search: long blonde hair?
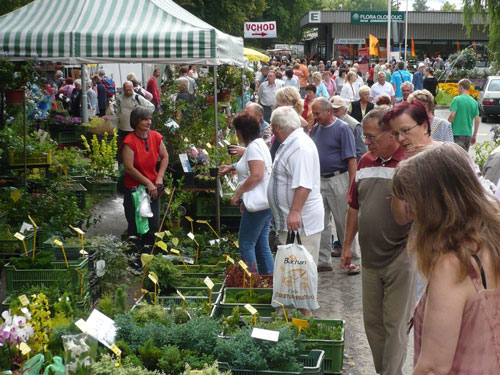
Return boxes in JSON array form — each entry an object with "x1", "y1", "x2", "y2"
[
  {"x1": 393, "y1": 143, "x2": 500, "y2": 281},
  {"x1": 274, "y1": 86, "x2": 304, "y2": 115}
]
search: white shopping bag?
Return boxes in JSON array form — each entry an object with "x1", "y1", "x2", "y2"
[{"x1": 272, "y1": 231, "x2": 319, "y2": 311}]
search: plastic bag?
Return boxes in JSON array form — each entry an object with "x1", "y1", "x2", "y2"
[
  {"x1": 272, "y1": 231, "x2": 319, "y2": 311},
  {"x1": 21, "y1": 353, "x2": 44, "y2": 375},
  {"x1": 132, "y1": 185, "x2": 150, "y2": 234},
  {"x1": 43, "y1": 356, "x2": 65, "y2": 375}
]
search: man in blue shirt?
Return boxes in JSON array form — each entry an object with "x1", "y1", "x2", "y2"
[
  {"x1": 412, "y1": 63, "x2": 425, "y2": 90},
  {"x1": 309, "y1": 97, "x2": 358, "y2": 273},
  {"x1": 391, "y1": 62, "x2": 412, "y2": 103}
]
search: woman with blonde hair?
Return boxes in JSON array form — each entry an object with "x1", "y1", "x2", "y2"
[
  {"x1": 312, "y1": 71, "x2": 329, "y2": 99},
  {"x1": 274, "y1": 86, "x2": 308, "y2": 129},
  {"x1": 340, "y1": 71, "x2": 358, "y2": 103},
  {"x1": 392, "y1": 143, "x2": 500, "y2": 374},
  {"x1": 407, "y1": 89, "x2": 453, "y2": 142}
]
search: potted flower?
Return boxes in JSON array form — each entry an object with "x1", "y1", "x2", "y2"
[{"x1": 0, "y1": 58, "x2": 39, "y2": 105}]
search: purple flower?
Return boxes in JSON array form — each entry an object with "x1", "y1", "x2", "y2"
[{"x1": 72, "y1": 117, "x2": 82, "y2": 123}]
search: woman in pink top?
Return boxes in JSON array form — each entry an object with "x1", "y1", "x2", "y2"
[{"x1": 392, "y1": 143, "x2": 500, "y2": 374}]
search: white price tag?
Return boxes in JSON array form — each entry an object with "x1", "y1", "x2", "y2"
[{"x1": 251, "y1": 327, "x2": 280, "y2": 342}]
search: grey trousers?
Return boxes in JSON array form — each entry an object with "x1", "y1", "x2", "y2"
[
  {"x1": 318, "y1": 173, "x2": 359, "y2": 267},
  {"x1": 362, "y1": 250, "x2": 417, "y2": 375}
]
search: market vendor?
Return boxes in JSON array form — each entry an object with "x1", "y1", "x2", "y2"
[{"x1": 121, "y1": 106, "x2": 169, "y2": 252}]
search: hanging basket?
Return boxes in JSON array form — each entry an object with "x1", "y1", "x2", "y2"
[{"x1": 4, "y1": 88, "x2": 25, "y2": 105}]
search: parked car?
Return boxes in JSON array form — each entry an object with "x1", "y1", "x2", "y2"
[{"x1": 478, "y1": 75, "x2": 500, "y2": 122}]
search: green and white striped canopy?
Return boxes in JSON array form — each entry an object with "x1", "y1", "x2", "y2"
[{"x1": 0, "y1": 0, "x2": 244, "y2": 66}]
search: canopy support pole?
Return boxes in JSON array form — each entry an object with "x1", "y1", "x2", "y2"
[
  {"x1": 23, "y1": 90, "x2": 27, "y2": 188},
  {"x1": 81, "y1": 64, "x2": 88, "y2": 123},
  {"x1": 404, "y1": 0, "x2": 409, "y2": 63},
  {"x1": 241, "y1": 67, "x2": 245, "y2": 111},
  {"x1": 213, "y1": 65, "x2": 221, "y2": 234}
]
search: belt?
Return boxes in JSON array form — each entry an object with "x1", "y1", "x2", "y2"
[{"x1": 321, "y1": 169, "x2": 347, "y2": 178}]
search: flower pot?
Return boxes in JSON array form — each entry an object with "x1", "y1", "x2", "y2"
[
  {"x1": 4, "y1": 88, "x2": 25, "y2": 105},
  {"x1": 206, "y1": 95, "x2": 215, "y2": 105},
  {"x1": 183, "y1": 172, "x2": 195, "y2": 186},
  {"x1": 209, "y1": 167, "x2": 219, "y2": 178}
]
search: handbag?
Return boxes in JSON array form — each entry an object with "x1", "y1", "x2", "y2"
[{"x1": 241, "y1": 140, "x2": 271, "y2": 212}]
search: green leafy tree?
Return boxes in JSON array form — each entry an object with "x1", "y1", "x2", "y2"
[
  {"x1": 441, "y1": 1, "x2": 458, "y2": 11},
  {"x1": 322, "y1": 0, "x2": 395, "y2": 11},
  {"x1": 413, "y1": 0, "x2": 430, "y2": 11},
  {"x1": 463, "y1": 0, "x2": 500, "y2": 67},
  {"x1": 0, "y1": 0, "x2": 35, "y2": 16},
  {"x1": 174, "y1": 0, "x2": 267, "y2": 36}
]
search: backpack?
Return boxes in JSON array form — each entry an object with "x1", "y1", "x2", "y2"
[
  {"x1": 101, "y1": 77, "x2": 116, "y2": 98},
  {"x1": 133, "y1": 86, "x2": 146, "y2": 99}
]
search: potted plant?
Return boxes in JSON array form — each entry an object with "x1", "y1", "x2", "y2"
[{"x1": 0, "y1": 58, "x2": 39, "y2": 105}]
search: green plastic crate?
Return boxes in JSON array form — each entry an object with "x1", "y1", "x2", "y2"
[
  {"x1": 219, "y1": 287, "x2": 274, "y2": 317},
  {"x1": 195, "y1": 196, "x2": 241, "y2": 217},
  {"x1": 4, "y1": 257, "x2": 88, "y2": 294},
  {"x1": 303, "y1": 320, "x2": 345, "y2": 375},
  {"x1": 56, "y1": 182, "x2": 87, "y2": 209},
  {"x1": 85, "y1": 180, "x2": 117, "y2": 195},
  {"x1": 177, "y1": 283, "x2": 224, "y2": 294},
  {"x1": 8, "y1": 150, "x2": 52, "y2": 166},
  {"x1": 0, "y1": 232, "x2": 35, "y2": 257},
  {"x1": 176, "y1": 264, "x2": 225, "y2": 278},
  {"x1": 218, "y1": 350, "x2": 325, "y2": 375}
]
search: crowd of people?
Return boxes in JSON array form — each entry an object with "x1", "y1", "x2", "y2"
[{"x1": 229, "y1": 57, "x2": 499, "y2": 374}]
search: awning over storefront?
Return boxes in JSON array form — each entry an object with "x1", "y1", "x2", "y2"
[{"x1": 0, "y1": 0, "x2": 244, "y2": 66}]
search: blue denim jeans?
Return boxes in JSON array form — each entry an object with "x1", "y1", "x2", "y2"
[{"x1": 239, "y1": 207, "x2": 274, "y2": 274}]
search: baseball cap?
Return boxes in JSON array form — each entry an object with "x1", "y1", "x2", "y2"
[
  {"x1": 418, "y1": 62, "x2": 425, "y2": 68},
  {"x1": 330, "y1": 95, "x2": 347, "y2": 108}
]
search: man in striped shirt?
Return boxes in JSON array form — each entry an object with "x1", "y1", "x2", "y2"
[{"x1": 342, "y1": 106, "x2": 416, "y2": 375}]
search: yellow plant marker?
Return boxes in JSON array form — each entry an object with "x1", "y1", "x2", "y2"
[
  {"x1": 156, "y1": 241, "x2": 167, "y2": 252},
  {"x1": 18, "y1": 342, "x2": 31, "y2": 357},
  {"x1": 172, "y1": 237, "x2": 179, "y2": 246},
  {"x1": 177, "y1": 290, "x2": 186, "y2": 311},
  {"x1": 225, "y1": 255, "x2": 235, "y2": 264},
  {"x1": 244, "y1": 304, "x2": 258, "y2": 325},
  {"x1": 238, "y1": 260, "x2": 248, "y2": 270},
  {"x1": 15, "y1": 232, "x2": 28, "y2": 257},
  {"x1": 53, "y1": 239, "x2": 69, "y2": 268},
  {"x1": 75, "y1": 269, "x2": 85, "y2": 296},
  {"x1": 69, "y1": 225, "x2": 85, "y2": 251},
  {"x1": 18, "y1": 294, "x2": 29, "y2": 307},
  {"x1": 140, "y1": 253, "x2": 154, "y2": 268},
  {"x1": 204, "y1": 276, "x2": 214, "y2": 305},
  {"x1": 110, "y1": 344, "x2": 122, "y2": 367},
  {"x1": 171, "y1": 249, "x2": 188, "y2": 270},
  {"x1": 165, "y1": 231, "x2": 172, "y2": 236},
  {"x1": 206, "y1": 142, "x2": 212, "y2": 149},
  {"x1": 244, "y1": 268, "x2": 252, "y2": 297},
  {"x1": 196, "y1": 219, "x2": 220, "y2": 238},
  {"x1": 292, "y1": 318, "x2": 309, "y2": 338},
  {"x1": 148, "y1": 272, "x2": 159, "y2": 305},
  {"x1": 155, "y1": 232, "x2": 165, "y2": 239},
  {"x1": 234, "y1": 240, "x2": 239, "y2": 248},
  {"x1": 185, "y1": 216, "x2": 194, "y2": 234},
  {"x1": 272, "y1": 300, "x2": 289, "y2": 323}
]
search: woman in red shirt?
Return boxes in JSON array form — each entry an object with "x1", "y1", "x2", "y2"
[{"x1": 121, "y1": 106, "x2": 169, "y2": 251}]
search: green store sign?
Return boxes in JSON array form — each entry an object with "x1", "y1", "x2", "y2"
[{"x1": 351, "y1": 11, "x2": 405, "y2": 24}]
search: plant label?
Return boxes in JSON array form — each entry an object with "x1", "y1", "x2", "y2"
[
  {"x1": 251, "y1": 327, "x2": 280, "y2": 342},
  {"x1": 166, "y1": 231, "x2": 172, "y2": 236},
  {"x1": 18, "y1": 295, "x2": 29, "y2": 306},
  {"x1": 53, "y1": 239, "x2": 63, "y2": 247},
  {"x1": 206, "y1": 142, "x2": 212, "y2": 149},
  {"x1": 69, "y1": 225, "x2": 85, "y2": 235},
  {"x1": 110, "y1": 343, "x2": 122, "y2": 356},
  {"x1": 185, "y1": 216, "x2": 194, "y2": 222},
  {"x1": 244, "y1": 304, "x2": 258, "y2": 315},
  {"x1": 18, "y1": 342, "x2": 31, "y2": 355},
  {"x1": 140, "y1": 254, "x2": 154, "y2": 267},
  {"x1": 223, "y1": 140, "x2": 231, "y2": 146},
  {"x1": 14, "y1": 232, "x2": 25, "y2": 241},
  {"x1": 204, "y1": 276, "x2": 214, "y2": 290},
  {"x1": 80, "y1": 249, "x2": 88, "y2": 256},
  {"x1": 148, "y1": 272, "x2": 159, "y2": 285},
  {"x1": 218, "y1": 141, "x2": 225, "y2": 148},
  {"x1": 238, "y1": 260, "x2": 248, "y2": 270},
  {"x1": 75, "y1": 318, "x2": 88, "y2": 333},
  {"x1": 196, "y1": 219, "x2": 208, "y2": 224},
  {"x1": 226, "y1": 255, "x2": 235, "y2": 264},
  {"x1": 155, "y1": 232, "x2": 165, "y2": 239},
  {"x1": 11, "y1": 189, "x2": 21, "y2": 202},
  {"x1": 86, "y1": 309, "x2": 117, "y2": 349},
  {"x1": 234, "y1": 240, "x2": 239, "y2": 248},
  {"x1": 170, "y1": 249, "x2": 180, "y2": 255},
  {"x1": 156, "y1": 241, "x2": 167, "y2": 252},
  {"x1": 187, "y1": 232, "x2": 195, "y2": 241},
  {"x1": 19, "y1": 222, "x2": 34, "y2": 233},
  {"x1": 172, "y1": 237, "x2": 179, "y2": 246},
  {"x1": 292, "y1": 318, "x2": 309, "y2": 329},
  {"x1": 176, "y1": 290, "x2": 186, "y2": 301}
]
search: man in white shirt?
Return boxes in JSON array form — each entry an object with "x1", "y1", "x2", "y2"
[
  {"x1": 258, "y1": 71, "x2": 283, "y2": 122},
  {"x1": 268, "y1": 106, "x2": 324, "y2": 277},
  {"x1": 370, "y1": 72, "x2": 395, "y2": 105}
]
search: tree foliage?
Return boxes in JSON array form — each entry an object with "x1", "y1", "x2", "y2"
[
  {"x1": 441, "y1": 1, "x2": 458, "y2": 11},
  {"x1": 463, "y1": 0, "x2": 500, "y2": 67},
  {"x1": 322, "y1": 0, "x2": 395, "y2": 11},
  {"x1": 412, "y1": 0, "x2": 430, "y2": 11},
  {"x1": 0, "y1": 0, "x2": 34, "y2": 16}
]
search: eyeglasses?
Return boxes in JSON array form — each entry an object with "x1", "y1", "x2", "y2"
[
  {"x1": 392, "y1": 123, "x2": 419, "y2": 139},
  {"x1": 361, "y1": 131, "x2": 387, "y2": 142}
]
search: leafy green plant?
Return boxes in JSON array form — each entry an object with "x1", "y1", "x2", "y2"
[
  {"x1": 91, "y1": 354, "x2": 163, "y2": 375},
  {"x1": 138, "y1": 339, "x2": 163, "y2": 371},
  {"x1": 224, "y1": 289, "x2": 272, "y2": 304},
  {"x1": 166, "y1": 316, "x2": 221, "y2": 355},
  {"x1": 97, "y1": 287, "x2": 128, "y2": 319},
  {"x1": 183, "y1": 363, "x2": 230, "y2": 375},
  {"x1": 0, "y1": 58, "x2": 39, "y2": 89},
  {"x1": 473, "y1": 140, "x2": 500, "y2": 170},
  {"x1": 80, "y1": 131, "x2": 117, "y2": 181},
  {"x1": 143, "y1": 255, "x2": 181, "y2": 295},
  {"x1": 157, "y1": 345, "x2": 183, "y2": 375},
  {"x1": 8, "y1": 250, "x2": 55, "y2": 269},
  {"x1": 114, "y1": 312, "x2": 171, "y2": 352}
]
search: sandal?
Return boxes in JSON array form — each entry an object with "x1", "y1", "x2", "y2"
[{"x1": 346, "y1": 264, "x2": 360, "y2": 275}]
